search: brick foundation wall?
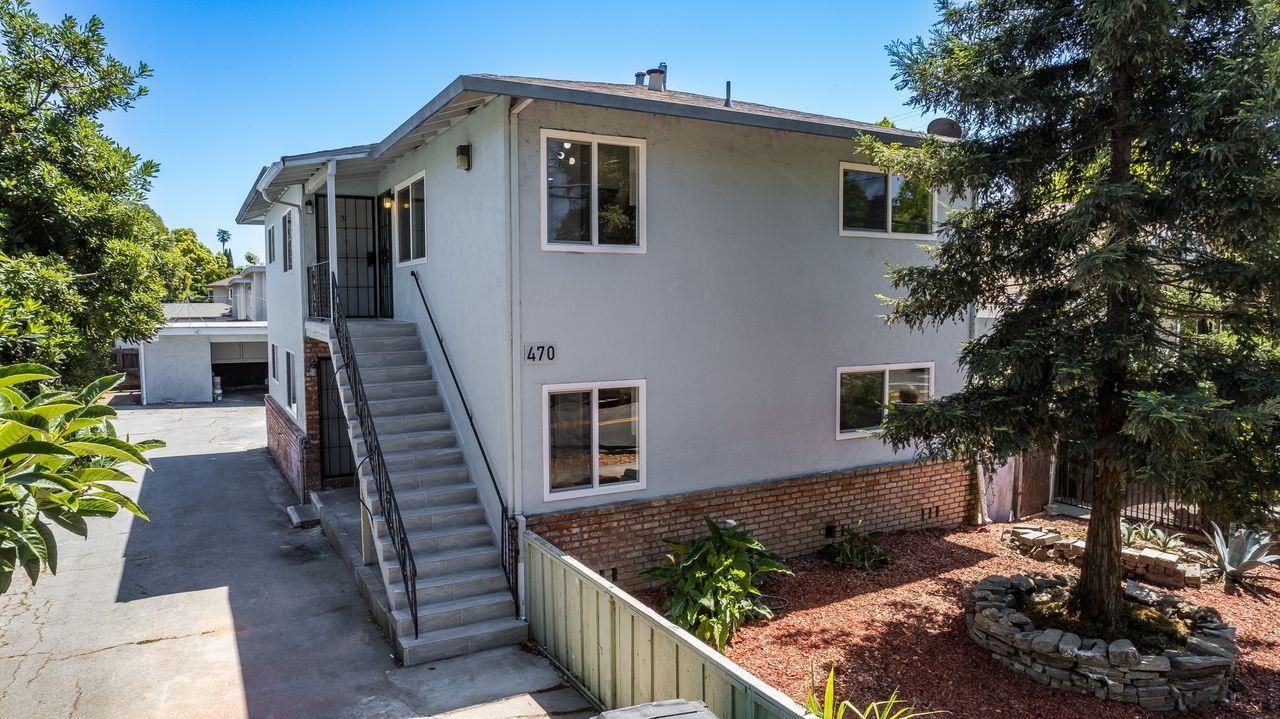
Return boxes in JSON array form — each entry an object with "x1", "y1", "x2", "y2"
[
  {"x1": 302, "y1": 337, "x2": 331, "y2": 495},
  {"x1": 266, "y1": 394, "x2": 307, "y2": 501},
  {"x1": 525, "y1": 459, "x2": 970, "y2": 590}
]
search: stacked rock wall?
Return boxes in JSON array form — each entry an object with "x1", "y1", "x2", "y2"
[{"x1": 1004, "y1": 524, "x2": 1203, "y2": 588}]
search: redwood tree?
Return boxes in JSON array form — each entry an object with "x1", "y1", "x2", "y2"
[{"x1": 862, "y1": 0, "x2": 1280, "y2": 629}]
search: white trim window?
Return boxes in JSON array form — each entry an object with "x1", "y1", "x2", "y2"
[
  {"x1": 266, "y1": 225, "x2": 276, "y2": 264},
  {"x1": 394, "y1": 172, "x2": 427, "y2": 265},
  {"x1": 270, "y1": 343, "x2": 278, "y2": 381},
  {"x1": 543, "y1": 379, "x2": 646, "y2": 501},
  {"x1": 838, "y1": 162, "x2": 935, "y2": 239},
  {"x1": 285, "y1": 350, "x2": 297, "y2": 411},
  {"x1": 540, "y1": 129, "x2": 646, "y2": 253},
  {"x1": 836, "y1": 362, "x2": 934, "y2": 439},
  {"x1": 282, "y1": 210, "x2": 294, "y2": 272}
]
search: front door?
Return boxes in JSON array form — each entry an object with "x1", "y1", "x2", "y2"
[
  {"x1": 315, "y1": 195, "x2": 378, "y2": 318},
  {"x1": 317, "y1": 357, "x2": 355, "y2": 486}
]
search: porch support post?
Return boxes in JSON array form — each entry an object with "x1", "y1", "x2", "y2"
[{"x1": 326, "y1": 160, "x2": 338, "y2": 280}]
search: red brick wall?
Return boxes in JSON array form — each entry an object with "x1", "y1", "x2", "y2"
[
  {"x1": 525, "y1": 459, "x2": 969, "y2": 590},
  {"x1": 266, "y1": 393, "x2": 307, "y2": 501},
  {"x1": 302, "y1": 337, "x2": 331, "y2": 494}
]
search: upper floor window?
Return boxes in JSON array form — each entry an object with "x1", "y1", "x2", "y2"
[
  {"x1": 395, "y1": 173, "x2": 427, "y2": 264},
  {"x1": 839, "y1": 162, "x2": 933, "y2": 238},
  {"x1": 541, "y1": 130, "x2": 645, "y2": 253},
  {"x1": 837, "y1": 363, "x2": 933, "y2": 439},
  {"x1": 266, "y1": 225, "x2": 276, "y2": 264},
  {"x1": 282, "y1": 210, "x2": 294, "y2": 272}
]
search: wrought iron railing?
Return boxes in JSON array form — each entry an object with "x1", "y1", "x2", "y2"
[
  {"x1": 307, "y1": 262, "x2": 331, "y2": 319},
  {"x1": 1054, "y1": 449, "x2": 1202, "y2": 532},
  {"x1": 410, "y1": 270, "x2": 517, "y2": 607},
  {"x1": 331, "y1": 273, "x2": 419, "y2": 637}
]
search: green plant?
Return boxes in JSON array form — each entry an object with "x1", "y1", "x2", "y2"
[
  {"x1": 807, "y1": 666, "x2": 944, "y2": 719},
  {"x1": 827, "y1": 523, "x2": 889, "y2": 571},
  {"x1": 0, "y1": 363, "x2": 161, "y2": 591},
  {"x1": 1121, "y1": 520, "x2": 1185, "y2": 553},
  {"x1": 645, "y1": 517, "x2": 791, "y2": 651},
  {"x1": 1205, "y1": 522, "x2": 1279, "y2": 590}
]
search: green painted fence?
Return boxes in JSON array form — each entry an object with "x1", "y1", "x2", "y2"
[{"x1": 524, "y1": 531, "x2": 808, "y2": 719}]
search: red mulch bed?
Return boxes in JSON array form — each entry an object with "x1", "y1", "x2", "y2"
[{"x1": 683, "y1": 519, "x2": 1277, "y2": 718}]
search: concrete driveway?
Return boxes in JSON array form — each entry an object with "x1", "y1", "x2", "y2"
[{"x1": 0, "y1": 396, "x2": 594, "y2": 719}]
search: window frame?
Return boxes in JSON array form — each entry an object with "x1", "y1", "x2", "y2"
[
  {"x1": 837, "y1": 161, "x2": 937, "y2": 241},
  {"x1": 541, "y1": 378, "x2": 647, "y2": 502},
  {"x1": 270, "y1": 343, "x2": 278, "y2": 381},
  {"x1": 266, "y1": 225, "x2": 276, "y2": 264},
  {"x1": 281, "y1": 209, "x2": 294, "y2": 273},
  {"x1": 539, "y1": 129, "x2": 647, "y2": 254},
  {"x1": 285, "y1": 350, "x2": 296, "y2": 411},
  {"x1": 393, "y1": 170, "x2": 428, "y2": 266},
  {"x1": 835, "y1": 361, "x2": 935, "y2": 440}
]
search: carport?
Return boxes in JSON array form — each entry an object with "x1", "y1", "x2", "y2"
[{"x1": 139, "y1": 321, "x2": 268, "y2": 404}]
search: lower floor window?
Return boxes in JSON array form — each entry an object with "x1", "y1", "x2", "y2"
[
  {"x1": 544, "y1": 380, "x2": 645, "y2": 498},
  {"x1": 285, "y1": 350, "x2": 296, "y2": 410},
  {"x1": 837, "y1": 363, "x2": 932, "y2": 438}
]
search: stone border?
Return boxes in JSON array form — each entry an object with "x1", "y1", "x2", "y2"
[
  {"x1": 1003, "y1": 524, "x2": 1203, "y2": 588},
  {"x1": 964, "y1": 573, "x2": 1236, "y2": 712}
]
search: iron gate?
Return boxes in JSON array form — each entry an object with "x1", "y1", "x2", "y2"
[
  {"x1": 1054, "y1": 447, "x2": 1201, "y2": 532},
  {"x1": 317, "y1": 357, "x2": 355, "y2": 486},
  {"x1": 315, "y1": 195, "x2": 381, "y2": 318}
]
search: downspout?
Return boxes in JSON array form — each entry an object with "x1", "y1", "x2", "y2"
[
  {"x1": 255, "y1": 161, "x2": 303, "y2": 211},
  {"x1": 507, "y1": 96, "x2": 533, "y2": 617}
]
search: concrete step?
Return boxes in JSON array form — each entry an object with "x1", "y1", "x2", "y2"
[
  {"x1": 354, "y1": 411, "x2": 452, "y2": 437},
  {"x1": 381, "y1": 482, "x2": 478, "y2": 512},
  {"x1": 378, "y1": 523, "x2": 493, "y2": 561},
  {"x1": 355, "y1": 364, "x2": 433, "y2": 385},
  {"x1": 382, "y1": 447, "x2": 463, "y2": 472},
  {"x1": 378, "y1": 543, "x2": 501, "y2": 585},
  {"x1": 353, "y1": 335, "x2": 422, "y2": 353},
  {"x1": 358, "y1": 349, "x2": 429, "y2": 368},
  {"x1": 356, "y1": 379, "x2": 438, "y2": 401},
  {"x1": 391, "y1": 591, "x2": 515, "y2": 636},
  {"x1": 353, "y1": 428, "x2": 456, "y2": 456},
  {"x1": 398, "y1": 617, "x2": 527, "y2": 665},
  {"x1": 388, "y1": 567, "x2": 511, "y2": 609},
  {"x1": 345, "y1": 320, "x2": 418, "y2": 339},
  {"x1": 361, "y1": 465, "x2": 472, "y2": 497},
  {"x1": 372, "y1": 501, "x2": 486, "y2": 535},
  {"x1": 355, "y1": 395, "x2": 444, "y2": 418}
]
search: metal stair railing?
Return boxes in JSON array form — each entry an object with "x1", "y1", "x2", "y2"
[
  {"x1": 330, "y1": 273, "x2": 420, "y2": 638},
  {"x1": 409, "y1": 270, "x2": 518, "y2": 607}
]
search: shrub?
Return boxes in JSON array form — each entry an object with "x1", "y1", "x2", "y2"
[
  {"x1": 806, "y1": 666, "x2": 943, "y2": 719},
  {"x1": 825, "y1": 522, "x2": 889, "y2": 571},
  {"x1": 1206, "y1": 522, "x2": 1279, "y2": 591},
  {"x1": 645, "y1": 516, "x2": 790, "y2": 651}
]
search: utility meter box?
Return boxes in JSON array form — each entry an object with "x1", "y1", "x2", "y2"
[{"x1": 594, "y1": 699, "x2": 719, "y2": 719}]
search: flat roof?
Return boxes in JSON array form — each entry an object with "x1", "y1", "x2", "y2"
[{"x1": 238, "y1": 73, "x2": 934, "y2": 225}]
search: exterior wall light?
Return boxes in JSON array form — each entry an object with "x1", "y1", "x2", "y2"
[
  {"x1": 456, "y1": 144, "x2": 472, "y2": 171},
  {"x1": 303, "y1": 199, "x2": 314, "y2": 215},
  {"x1": 381, "y1": 195, "x2": 393, "y2": 210}
]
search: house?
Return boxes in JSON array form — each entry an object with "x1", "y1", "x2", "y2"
[
  {"x1": 236, "y1": 67, "x2": 973, "y2": 664},
  {"x1": 134, "y1": 266, "x2": 269, "y2": 404}
]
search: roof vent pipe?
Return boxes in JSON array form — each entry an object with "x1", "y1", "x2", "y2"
[
  {"x1": 647, "y1": 65, "x2": 666, "y2": 91},
  {"x1": 724, "y1": 80, "x2": 732, "y2": 107},
  {"x1": 634, "y1": 71, "x2": 646, "y2": 86}
]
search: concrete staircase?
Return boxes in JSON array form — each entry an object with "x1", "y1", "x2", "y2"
[{"x1": 331, "y1": 319, "x2": 526, "y2": 665}]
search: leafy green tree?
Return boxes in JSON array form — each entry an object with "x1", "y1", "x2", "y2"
[
  {"x1": 244, "y1": 251, "x2": 260, "y2": 266},
  {"x1": 0, "y1": 363, "x2": 161, "y2": 592},
  {"x1": 0, "y1": 1, "x2": 169, "y2": 385},
  {"x1": 860, "y1": 0, "x2": 1280, "y2": 629},
  {"x1": 162, "y1": 228, "x2": 236, "y2": 302}
]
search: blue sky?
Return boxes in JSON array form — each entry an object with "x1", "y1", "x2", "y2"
[{"x1": 43, "y1": 1, "x2": 942, "y2": 262}]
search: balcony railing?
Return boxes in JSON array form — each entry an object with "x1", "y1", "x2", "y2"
[{"x1": 307, "y1": 262, "x2": 331, "y2": 319}]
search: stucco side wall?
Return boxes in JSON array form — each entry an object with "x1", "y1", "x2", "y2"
[
  {"x1": 375, "y1": 99, "x2": 515, "y2": 518},
  {"x1": 264, "y1": 185, "x2": 306, "y2": 432},
  {"x1": 141, "y1": 335, "x2": 212, "y2": 404},
  {"x1": 515, "y1": 101, "x2": 969, "y2": 516}
]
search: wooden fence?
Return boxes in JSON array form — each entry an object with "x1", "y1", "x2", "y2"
[{"x1": 524, "y1": 531, "x2": 808, "y2": 719}]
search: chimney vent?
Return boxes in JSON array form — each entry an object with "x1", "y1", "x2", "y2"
[
  {"x1": 634, "y1": 71, "x2": 645, "y2": 86},
  {"x1": 646, "y1": 63, "x2": 667, "y2": 91}
]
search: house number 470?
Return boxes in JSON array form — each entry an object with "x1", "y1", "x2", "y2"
[{"x1": 523, "y1": 343, "x2": 557, "y2": 364}]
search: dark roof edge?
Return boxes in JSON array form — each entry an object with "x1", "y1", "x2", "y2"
[{"x1": 236, "y1": 165, "x2": 269, "y2": 225}]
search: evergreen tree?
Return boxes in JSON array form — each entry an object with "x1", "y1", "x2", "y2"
[{"x1": 860, "y1": 0, "x2": 1280, "y2": 629}]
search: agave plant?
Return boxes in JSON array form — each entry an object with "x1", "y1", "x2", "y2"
[
  {"x1": 806, "y1": 666, "x2": 945, "y2": 719},
  {"x1": 1205, "y1": 522, "x2": 1280, "y2": 589},
  {"x1": 1147, "y1": 525, "x2": 1185, "y2": 552},
  {"x1": 0, "y1": 364, "x2": 161, "y2": 592},
  {"x1": 1120, "y1": 520, "x2": 1141, "y2": 547}
]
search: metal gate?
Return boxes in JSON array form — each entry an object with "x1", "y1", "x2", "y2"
[
  {"x1": 315, "y1": 195, "x2": 381, "y2": 318},
  {"x1": 317, "y1": 357, "x2": 355, "y2": 486},
  {"x1": 1054, "y1": 446, "x2": 1201, "y2": 531}
]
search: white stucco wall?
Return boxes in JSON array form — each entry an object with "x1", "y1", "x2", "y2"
[
  {"x1": 375, "y1": 98, "x2": 514, "y2": 526},
  {"x1": 264, "y1": 185, "x2": 306, "y2": 427},
  {"x1": 140, "y1": 335, "x2": 212, "y2": 404},
  {"x1": 513, "y1": 102, "x2": 970, "y2": 516}
]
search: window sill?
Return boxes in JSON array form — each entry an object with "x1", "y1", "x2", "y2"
[
  {"x1": 838, "y1": 230, "x2": 937, "y2": 242},
  {"x1": 541, "y1": 243, "x2": 646, "y2": 255},
  {"x1": 396, "y1": 257, "x2": 429, "y2": 268},
  {"x1": 837, "y1": 429, "x2": 881, "y2": 441},
  {"x1": 543, "y1": 481, "x2": 645, "y2": 503}
]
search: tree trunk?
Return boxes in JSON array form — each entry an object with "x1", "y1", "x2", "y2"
[{"x1": 1075, "y1": 62, "x2": 1136, "y2": 632}]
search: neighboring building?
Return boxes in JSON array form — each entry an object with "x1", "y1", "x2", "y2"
[
  {"x1": 237, "y1": 68, "x2": 972, "y2": 663},
  {"x1": 135, "y1": 265, "x2": 269, "y2": 404}
]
